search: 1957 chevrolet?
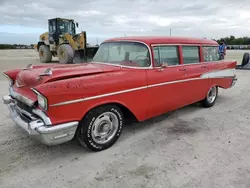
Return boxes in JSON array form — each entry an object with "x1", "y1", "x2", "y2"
[{"x1": 2, "y1": 36, "x2": 237, "y2": 151}]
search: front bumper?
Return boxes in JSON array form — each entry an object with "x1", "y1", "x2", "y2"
[{"x1": 3, "y1": 95, "x2": 79, "y2": 146}]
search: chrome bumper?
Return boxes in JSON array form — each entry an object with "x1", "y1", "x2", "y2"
[
  {"x1": 3, "y1": 95, "x2": 79, "y2": 146},
  {"x1": 230, "y1": 75, "x2": 237, "y2": 88}
]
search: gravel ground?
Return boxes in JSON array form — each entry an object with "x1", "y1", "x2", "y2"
[{"x1": 0, "y1": 49, "x2": 250, "y2": 188}]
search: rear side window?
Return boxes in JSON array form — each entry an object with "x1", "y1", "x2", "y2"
[
  {"x1": 153, "y1": 46, "x2": 180, "y2": 67},
  {"x1": 182, "y1": 46, "x2": 200, "y2": 64},
  {"x1": 203, "y1": 46, "x2": 220, "y2": 62}
]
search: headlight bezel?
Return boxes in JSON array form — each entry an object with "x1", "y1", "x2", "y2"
[
  {"x1": 31, "y1": 88, "x2": 48, "y2": 111},
  {"x1": 3, "y1": 73, "x2": 14, "y2": 86}
]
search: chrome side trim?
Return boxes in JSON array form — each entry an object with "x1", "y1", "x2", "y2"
[
  {"x1": 50, "y1": 85, "x2": 148, "y2": 107},
  {"x1": 200, "y1": 68, "x2": 235, "y2": 78},
  {"x1": 50, "y1": 77, "x2": 206, "y2": 107},
  {"x1": 9, "y1": 87, "x2": 35, "y2": 106},
  {"x1": 50, "y1": 68, "x2": 236, "y2": 107},
  {"x1": 147, "y1": 77, "x2": 205, "y2": 88}
]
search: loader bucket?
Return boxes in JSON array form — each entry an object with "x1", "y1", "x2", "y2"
[
  {"x1": 236, "y1": 52, "x2": 250, "y2": 70},
  {"x1": 73, "y1": 49, "x2": 86, "y2": 64},
  {"x1": 73, "y1": 47, "x2": 99, "y2": 64}
]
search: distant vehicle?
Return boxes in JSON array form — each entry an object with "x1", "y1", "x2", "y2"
[
  {"x1": 236, "y1": 52, "x2": 250, "y2": 70},
  {"x1": 34, "y1": 17, "x2": 99, "y2": 64},
  {"x1": 3, "y1": 36, "x2": 237, "y2": 151}
]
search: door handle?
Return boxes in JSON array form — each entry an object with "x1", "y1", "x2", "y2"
[
  {"x1": 179, "y1": 68, "x2": 186, "y2": 71},
  {"x1": 156, "y1": 68, "x2": 164, "y2": 72},
  {"x1": 201, "y1": 65, "x2": 207, "y2": 68}
]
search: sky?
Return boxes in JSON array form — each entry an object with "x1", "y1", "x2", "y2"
[{"x1": 1, "y1": 0, "x2": 250, "y2": 45}]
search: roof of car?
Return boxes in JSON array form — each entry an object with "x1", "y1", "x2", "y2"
[{"x1": 104, "y1": 36, "x2": 218, "y2": 45}]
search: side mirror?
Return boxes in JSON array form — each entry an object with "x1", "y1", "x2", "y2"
[{"x1": 76, "y1": 22, "x2": 79, "y2": 28}]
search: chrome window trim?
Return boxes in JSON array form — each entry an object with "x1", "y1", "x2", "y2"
[
  {"x1": 91, "y1": 40, "x2": 153, "y2": 69},
  {"x1": 152, "y1": 43, "x2": 202, "y2": 46}
]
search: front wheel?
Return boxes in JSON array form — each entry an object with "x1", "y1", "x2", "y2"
[
  {"x1": 202, "y1": 86, "x2": 218, "y2": 108},
  {"x1": 39, "y1": 45, "x2": 52, "y2": 63},
  {"x1": 76, "y1": 105, "x2": 124, "y2": 151}
]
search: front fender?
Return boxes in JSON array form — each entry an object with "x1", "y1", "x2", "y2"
[
  {"x1": 33, "y1": 70, "x2": 148, "y2": 125},
  {"x1": 3, "y1": 69, "x2": 21, "y2": 83}
]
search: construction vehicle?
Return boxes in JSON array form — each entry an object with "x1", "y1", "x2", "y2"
[{"x1": 35, "y1": 18, "x2": 99, "y2": 64}]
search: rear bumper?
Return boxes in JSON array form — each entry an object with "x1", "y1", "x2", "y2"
[
  {"x1": 3, "y1": 95, "x2": 79, "y2": 146},
  {"x1": 230, "y1": 75, "x2": 237, "y2": 88}
]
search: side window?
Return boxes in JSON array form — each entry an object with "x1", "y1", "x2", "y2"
[
  {"x1": 159, "y1": 46, "x2": 180, "y2": 66},
  {"x1": 153, "y1": 46, "x2": 180, "y2": 67},
  {"x1": 182, "y1": 46, "x2": 200, "y2": 64},
  {"x1": 49, "y1": 20, "x2": 56, "y2": 33},
  {"x1": 203, "y1": 46, "x2": 220, "y2": 62}
]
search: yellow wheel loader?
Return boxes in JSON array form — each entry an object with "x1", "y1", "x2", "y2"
[{"x1": 35, "y1": 18, "x2": 99, "y2": 64}]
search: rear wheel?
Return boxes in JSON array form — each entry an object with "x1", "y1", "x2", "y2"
[
  {"x1": 57, "y1": 44, "x2": 74, "y2": 64},
  {"x1": 75, "y1": 105, "x2": 124, "y2": 151},
  {"x1": 202, "y1": 86, "x2": 218, "y2": 108},
  {"x1": 39, "y1": 45, "x2": 52, "y2": 63}
]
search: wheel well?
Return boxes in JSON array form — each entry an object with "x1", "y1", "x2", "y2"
[
  {"x1": 37, "y1": 42, "x2": 44, "y2": 51},
  {"x1": 115, "y1": 103, "x2": 138, "y2": 123},
  {"x1": 84, "y1": 103, "x2": 138, "y2": 124},
  {"x1": 37, "y1": 42, "x2": 50, "y2": 52}
]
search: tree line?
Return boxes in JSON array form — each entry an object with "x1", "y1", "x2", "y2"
[
  {"x1": 0, "y1": 44, "x2": 34, "y2": 49},
  {"x1": 216, "y1": 35, "x2": 250, "y2": 45}
]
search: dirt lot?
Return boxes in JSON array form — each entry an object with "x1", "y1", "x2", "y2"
[{"x1": 0, "y1": 49, "x2": 250, "y2": 188}]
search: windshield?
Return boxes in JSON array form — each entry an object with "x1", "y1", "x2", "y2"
[
  {"x1": 92, "y1": 42, "x2": 151, "y2": 67},
  {"x1": 57, "y1": 20, "x2": 75, "y2": 35}
]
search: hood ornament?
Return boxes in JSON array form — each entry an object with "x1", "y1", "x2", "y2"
[
  {"x1": 37, "y1": 68, "x2": 53, "y2": 81},
  {"x1": 22, "y1": 64, "x2": 33, "y2": 70},
  {"x1": 39, "y1": 68, "x2": 53, "y2": 76}
]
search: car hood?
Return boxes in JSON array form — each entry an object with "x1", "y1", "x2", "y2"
[{"x1": 14, "y1": 63, "x2": 121, "y2": 89}]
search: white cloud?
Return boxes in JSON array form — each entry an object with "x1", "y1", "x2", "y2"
[{"x1": 1, "y1": 0, "x2": 250, "y2": 44}]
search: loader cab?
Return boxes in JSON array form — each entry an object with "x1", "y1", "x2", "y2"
[{"x1": 48, "y1": 18, "x2": 78, "y2": 45}]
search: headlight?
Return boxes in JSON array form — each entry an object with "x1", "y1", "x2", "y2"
[
  {"x1": 31, "y1": 88, "x2": 48, "y2": 110},
  {"x1": 3, "y1": 73, "x2": 14, "y2": 86}
]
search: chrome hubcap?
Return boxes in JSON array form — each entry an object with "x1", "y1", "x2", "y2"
[
  {"x1": 207, "y1": 86, "x2": 217, "y2": 103},
  {"x1": 91, "y1": 112, "x2": 119, "y2": 144}
]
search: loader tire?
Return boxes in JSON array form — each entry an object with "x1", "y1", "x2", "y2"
[
  {"x1": 57, "y1": 44, "x2": 74, "y2": 64},
  {"x1": 39, "y1": 45, "x2": 52, "y2": 63}
]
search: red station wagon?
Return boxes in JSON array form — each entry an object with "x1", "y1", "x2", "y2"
[{"x1": 2, "y1": 36, "x2": 237, "y2": 151}]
